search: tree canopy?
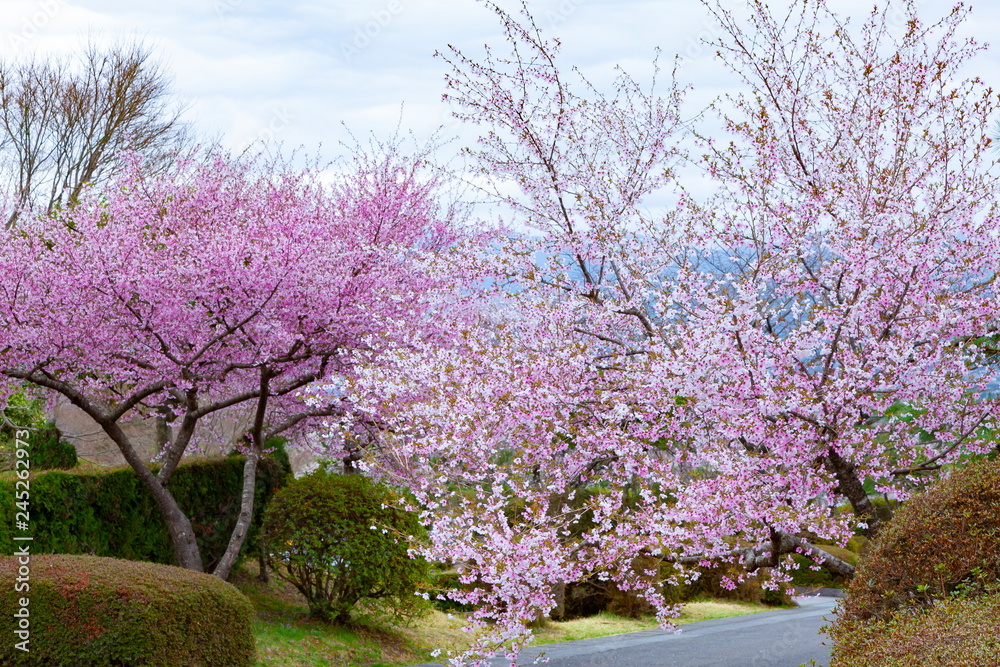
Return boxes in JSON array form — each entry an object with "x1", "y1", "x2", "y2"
[
  {"x1": 0, "y1": 142, "x2": 474, "y2": 578},
  {"x1": 0, "y1": 39, "x2": 192, "y2": 227},
  {"x1": 315, "y1": 1, "x2": 1000, "y2": 662}
]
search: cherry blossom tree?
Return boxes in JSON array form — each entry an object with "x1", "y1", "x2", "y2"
[
  {"x1": 0, "y1": 142, "x2": 472, "y2": 579},
  {"x1": 320, "y1": 1, "x2": 1000, "y2": 662},
  {"x1": 678, "y1": 0, "x2": 1000, "y2": 537}
]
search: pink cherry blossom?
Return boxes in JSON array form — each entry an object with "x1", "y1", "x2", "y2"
[{"x1": 319, "y1": 2, "x2": 1000, "y2": 664}]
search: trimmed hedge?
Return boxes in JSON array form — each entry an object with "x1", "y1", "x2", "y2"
[
  {"x1": 0, "y1": 446, "x2": 291, "y2": 571},
  {"x1": 0, "y1": 554, "x2": 255, "y2": 666},
  {"x1": 830, "y1": 458, "x2": 1000, "y2": 666},
  {"x1": 830, "y1": 592, "x2": 1000, "y2": 667},
  {"x1": 835, "y1": 458, "x2": 1000, "y2": 623}
]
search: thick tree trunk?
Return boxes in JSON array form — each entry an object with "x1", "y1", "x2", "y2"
[
  {"x1": 671, "y1": 529, "x2": 856, "y2": 579},
  {"x1": 102, "y1": 420, "x2": 204, "y2": 571},
  {"x1": 754, "y1": 531, "x2": 856, "y2": 578},
  {"x1": 824, "y1": 447, "x2": 883, "y2": 539}
]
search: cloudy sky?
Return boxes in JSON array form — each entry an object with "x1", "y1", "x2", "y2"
[{"x1": 2, "y1": 0, "x2": 999, "y2": 165}]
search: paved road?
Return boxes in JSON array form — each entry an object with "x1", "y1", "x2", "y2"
[{"x1": 411, "y1": 595, "x2": 838, "y2": 667}]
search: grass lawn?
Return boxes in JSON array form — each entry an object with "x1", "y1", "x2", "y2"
[
  {"x1": 233, "y1": 564, "x2": 781, "y2": 667},
  {"x1": 528, "y1": 598, "x2": 785, "y2": 646}
]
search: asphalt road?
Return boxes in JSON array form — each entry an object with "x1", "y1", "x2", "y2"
[{"x1": 411, "y1": 595, "x2": 839, "y2": 667}]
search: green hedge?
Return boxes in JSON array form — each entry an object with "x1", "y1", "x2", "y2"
[
  {"x1": 1, "y1": 391, "x2": 77, "y2": 472},
  {"x1": 0, "y1": 446, "x2": 291, "y2": 571},
  {"x1": 0, "y1": 554, "x2": 255, "y2": 666}
]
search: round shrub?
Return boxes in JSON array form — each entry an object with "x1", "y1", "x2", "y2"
[
  {"x1": 830, "y1": 458, "x2": 1000, "y2": 666},
  {"x1": 836, "y1": 458, "x2": 1000, "y2": 624},
  {"x1": 261, "y1": 470, "x2": 428, "y2": 623},
  {"x1": 0, "y1": 554, "x2": 256, "y2": 666}
]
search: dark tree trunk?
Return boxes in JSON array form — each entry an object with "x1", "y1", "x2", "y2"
[
  {"x1": 824, "y1": 447, "x2": 884, "y2": 539},
  {"x1": 257, "y1": 552, "x2": 270, "y2": 584},
  {"x1": 102, "y1": 420, "x2": 204, "y2": 571},
  {"x1": 549, "y1": 582, "x2": 566, "y2": 621}
]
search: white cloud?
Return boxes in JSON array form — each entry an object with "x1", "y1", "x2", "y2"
[{"x1": 0, "y1": 0, "x2": 997, "y2": 170}]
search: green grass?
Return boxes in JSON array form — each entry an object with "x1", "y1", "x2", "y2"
[
  {"x1": 531, "y1": 598, "x2": 777, "y2": 645},
  {"x1": 232, "y1": 565, "x2": 421, "y2": 667},
  {"x1": 233, "y1": 564, "x2": 781, "y2": 667},
  {"x1": 253, "y1": 619, "x2": 401, "y2": 667}
]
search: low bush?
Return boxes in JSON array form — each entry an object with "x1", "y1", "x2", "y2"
[
  {"x1": 830, "y1": 592, "x2": 1000, "y2": 667},
  {"x1": 262, "y1": 471, "x2": 429, "y2": 623},
  {"x1": 0, "y1": 554, "x2": 255, "y2": 666},
  {"x1": 830, "y1": 458, "x2": 1000, "y2": 666},
  {"x1": 836, "y1": 458, "x2": 1000, "y2": 623}
]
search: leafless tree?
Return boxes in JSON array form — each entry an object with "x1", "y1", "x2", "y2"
[{"x1": 0, "y1": 38, "x2": 193, "y2": 227}]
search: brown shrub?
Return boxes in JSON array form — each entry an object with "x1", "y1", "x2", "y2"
[
  {"x1": 830, "y1": 458, "x2": 1000, "y2": 666},
  {"x1": 830, "y1": 592, "x2": 1000, "y2": 667},
  {"x1": 837, "y1": 458, "x2": 1000, "y2": 624}
]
